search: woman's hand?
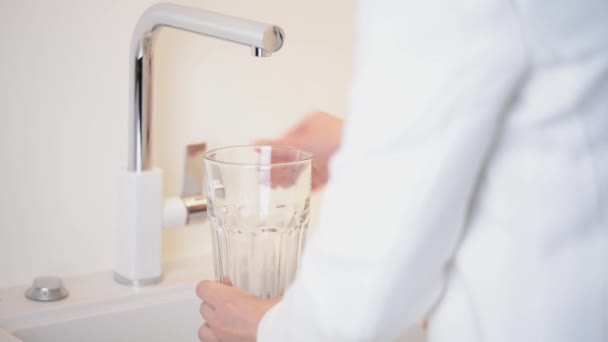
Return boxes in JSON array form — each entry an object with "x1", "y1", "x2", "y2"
[
  {"x1": 256, "y1": 111, "x2": 343, "y2": 191},
  {"x1": 196, "y1": 280, "x2": 280, "y2": 342}
]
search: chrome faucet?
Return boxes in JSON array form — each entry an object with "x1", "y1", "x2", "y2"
[
  {"x1": 129, "y1": 3, "x2": 284, "y2": 172},
  {"x1": 116, "y1": 3, "x2": 285, "y2": 286}
]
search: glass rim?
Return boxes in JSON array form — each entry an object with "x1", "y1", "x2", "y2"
[{"x1": 203, "y1": 145, "x2": 313, "y2": 167}]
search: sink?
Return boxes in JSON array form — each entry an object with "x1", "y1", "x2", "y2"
[
  {"x1": 0, "y1": 255, "x2": 425, "y2": 342},
  {"x1": 11, "y1": 291, "x2": 200, "y2": 342},
  {"x1": 0, "y1": 258, "x2": 210, "y2": 342}
]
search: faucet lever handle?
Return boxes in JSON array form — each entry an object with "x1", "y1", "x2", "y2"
[
  {"x1": 162, "y1": 142, "x2": 209, "y2": 229},
  {"x1": 182, "y1": 142, "x2": 207, "y2": 197}
]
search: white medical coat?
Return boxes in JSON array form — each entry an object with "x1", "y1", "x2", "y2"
[{"x1": 258, "y1": 0, "x2": 608, "y2": 340}]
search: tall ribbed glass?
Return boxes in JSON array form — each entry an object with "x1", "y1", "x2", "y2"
[{"x1": 203, "y1": 146, "x2": 312, "y2": 299}]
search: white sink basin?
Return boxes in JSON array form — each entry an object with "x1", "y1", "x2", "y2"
[
  {"x1": 0, "y1": 258, "x2": 210, "y2": 342},
  {"x1": 12, "y1": 292, "x2": 200, "y2": 342},
  {"x1": 0, "y1": 258, "x2": 426, "y2": 342}
]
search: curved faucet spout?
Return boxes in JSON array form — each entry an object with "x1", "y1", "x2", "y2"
[{"x1": 128, "y1": 3, "x2": 285, "y2": 172}]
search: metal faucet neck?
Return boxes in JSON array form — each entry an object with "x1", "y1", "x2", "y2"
[{"x1": 128, "y1": 4, "x2": 284, "y2": 172}]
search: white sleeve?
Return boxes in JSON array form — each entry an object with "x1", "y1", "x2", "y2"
[{"x1": 259, "y1": 1, "x2": 529, "y2": 340}]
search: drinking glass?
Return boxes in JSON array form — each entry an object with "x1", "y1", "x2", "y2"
[{"x1": 204, "y1": 145, "x2": 312, "y2": 299}]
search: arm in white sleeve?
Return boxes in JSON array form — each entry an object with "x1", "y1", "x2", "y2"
[{"x1": 259, "y1": 1, "x2": 529, "y2": 340}]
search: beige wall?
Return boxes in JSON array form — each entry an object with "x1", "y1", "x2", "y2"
[{"x1": 0, "y1": 0, "x2": 354, "y2": 287}]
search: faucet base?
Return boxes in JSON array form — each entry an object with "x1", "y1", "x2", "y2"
[
  {"x1": 116, "y1": 169, "x2": 163, "y2": 287},
  {"x1": 114, "y1": 272, "x2": 163, "y2": 286}
]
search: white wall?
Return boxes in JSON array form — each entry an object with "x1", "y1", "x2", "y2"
[{"x1": 0, "y1": 0, "x2": 354, "y2": 287}]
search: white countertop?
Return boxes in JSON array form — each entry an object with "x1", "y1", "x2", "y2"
[{"x1": 0, "y1": 256, "x2": 214, "y2": 331}]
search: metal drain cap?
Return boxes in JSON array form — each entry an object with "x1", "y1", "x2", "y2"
[{"x1": 25, "y1": 276, "x2": 69, "y2": 302}]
